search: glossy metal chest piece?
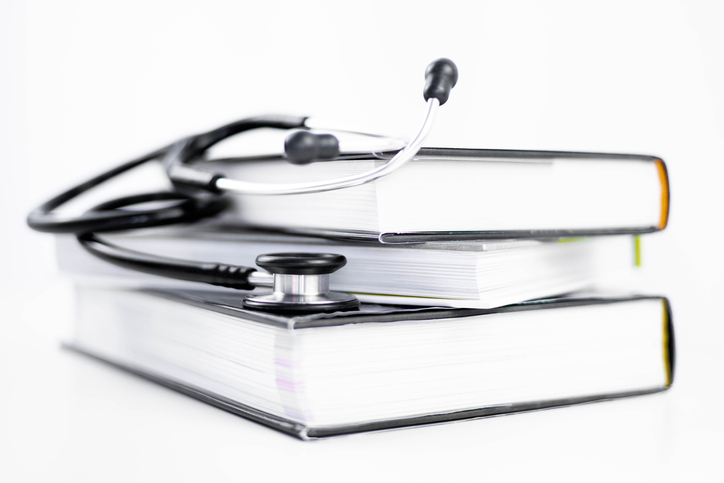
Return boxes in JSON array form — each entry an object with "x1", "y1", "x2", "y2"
[{"x1": 242, "y1": 253, "x2": 359, "y2": 313}]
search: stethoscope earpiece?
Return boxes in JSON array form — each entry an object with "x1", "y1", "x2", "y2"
[
  {"x1": 284, "y1": 131, "x2": 341, "y2": 165},
  {"x1": 423, "y1": 58, "x2": 459, "y2": 106},
  {"x1": 242, "y1": 253, "x2": 359, "y2": 313}
]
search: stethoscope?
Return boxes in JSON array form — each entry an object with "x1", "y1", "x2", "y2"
[{"x1": 27, "y1": 59, "x2": 459, "y2": 313}]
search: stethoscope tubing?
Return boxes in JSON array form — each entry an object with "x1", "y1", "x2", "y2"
[
  {"x1": 212, "y1": 99, "x2": 438, "y2": 195},
  {"x1": 26, "y1": 58, "x2": 458, "y2": 308}
]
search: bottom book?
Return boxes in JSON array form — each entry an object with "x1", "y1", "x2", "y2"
[{"x1": 68, "y1": 286, "x2": 675, "y2": 440}]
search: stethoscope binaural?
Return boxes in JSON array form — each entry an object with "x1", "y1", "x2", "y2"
[{"x1": 27, "y1": 58, "x2": 459, "y2": 313}]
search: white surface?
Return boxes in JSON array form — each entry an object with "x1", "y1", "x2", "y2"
[{"x1": 2, "y1": 0, "x2": 724, "y2": 481}]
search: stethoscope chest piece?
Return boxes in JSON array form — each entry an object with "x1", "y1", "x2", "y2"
[{"x1": 242, "y1": 253, "x2": 359, "y2": 313}]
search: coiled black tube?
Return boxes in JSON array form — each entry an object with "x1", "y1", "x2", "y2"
[{"x1": 26, "y1": 116, "x2": 306, "y2": 289}]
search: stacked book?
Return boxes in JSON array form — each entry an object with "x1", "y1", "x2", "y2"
[{"x1": 61, "y1": 148, "x2": 674, "y2": 439}]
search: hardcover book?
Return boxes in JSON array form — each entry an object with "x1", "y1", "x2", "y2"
[
  {"x1": 206, "y1": 147, "x2": 670, "y2": 242},
  {"x1": 56, "y1": 225, "x2": 639, "y2": 309},
  {"x1": 69, "y1": 286, "x2": 675, "y2": 439}
]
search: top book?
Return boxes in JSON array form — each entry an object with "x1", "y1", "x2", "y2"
[{"x1": 214, "y1": 148, "x2": 670, "y2": 243}]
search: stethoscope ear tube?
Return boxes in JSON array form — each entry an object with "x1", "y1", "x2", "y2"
[
  {"x1": 211, "y1": 98, "x2": 440, "y2": 196},
  {"x1": 166, "y1": 59, "x2": 458, "y2": 196}
]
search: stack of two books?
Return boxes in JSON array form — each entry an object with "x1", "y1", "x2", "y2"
[{"x1": 62, "y1": 148, "x2": 674, "y2": 439}]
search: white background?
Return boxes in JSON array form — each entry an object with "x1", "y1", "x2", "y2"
[{"x1": 2, "y1": 0, "x2": 724, "y2": 481}]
